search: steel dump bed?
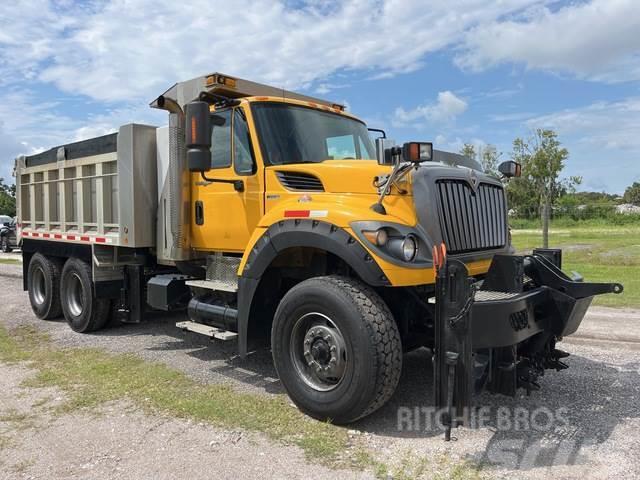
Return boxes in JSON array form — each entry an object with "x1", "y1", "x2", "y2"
[{"x1": 16, "y1": 125, "x2": 158, "y2": 248}]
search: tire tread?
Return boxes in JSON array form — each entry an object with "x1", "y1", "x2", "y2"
[
  {"x1": 319, "y1": 275, "x2": 402, "y2": 420},
  {"x1": 61, "y1": 258, "x2": 110, "y2": 332}
]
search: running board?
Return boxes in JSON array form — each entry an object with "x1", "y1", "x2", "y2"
[
  {"x1": 185, "y1": 279, "x2": 238, "y2": 293},
  {"x1": 176, "y1": 321, "x2": 238, "y2": 341}
]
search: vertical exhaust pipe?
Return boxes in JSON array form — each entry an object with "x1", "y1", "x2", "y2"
[{"x1": 156, "y1": 95, "x2": 191, "y2": 261}]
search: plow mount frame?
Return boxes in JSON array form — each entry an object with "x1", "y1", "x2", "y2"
[{"x1": 432, "y1": 248, "x2": 623, "y2": 440}]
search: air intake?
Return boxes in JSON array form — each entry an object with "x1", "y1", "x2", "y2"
[{"x1": 276, "y1": 171, "x2": 324, "y2": 191}]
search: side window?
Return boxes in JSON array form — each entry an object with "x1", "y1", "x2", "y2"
[
  {"x1": 210, "y1": 109, "x2": 232, "y2": 168},
  {"x1": 358, "y1": 136, "x2": 374, "y2": 159},
  {"x1": 233, "y1": 110, "x2": 256, "y2": 174},
  {"x1": 326, "y1": 134, "x2": 356, "y2": 160}
]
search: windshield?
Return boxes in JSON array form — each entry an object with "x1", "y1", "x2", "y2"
[{"x1": 251, "y1": 102, "x2": 375, "y2": 165}]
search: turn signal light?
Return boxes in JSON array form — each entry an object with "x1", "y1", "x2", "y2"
[
  {"x1": 363, "y1": 229, "x2": 389, "y2": 247},
  {"x1": 206, "y1": 74, "x2": 238, "y2": 89}
]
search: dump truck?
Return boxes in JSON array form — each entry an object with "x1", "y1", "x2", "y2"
[{"x1": 15, "y1": 73, "x2": 623, "y2": 433}]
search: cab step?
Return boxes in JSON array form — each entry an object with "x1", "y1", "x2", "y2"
[
  {"x1": 186, "y1": 253, "x2": 242, "y2": 293},
  {"x1": 176, "y1": 320, "x2": 238, "y2": 341},
  {"x1": 185, "y1": 279, "x2": 238, "y2": 293}
]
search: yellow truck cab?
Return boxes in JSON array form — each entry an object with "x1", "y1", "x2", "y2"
[{"x1": 16, "y1": 73, "x2": 622, "y2": 433}]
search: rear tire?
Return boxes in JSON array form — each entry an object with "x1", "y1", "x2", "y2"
[
  {"x1": 27, "y1": 253, "x2": 63, "y2": 319},
  {"x1": 271, "y1": 275, "x2": 402, "y2": 424},
  {"x1": 60, "y1": 258, "x2": 110, "y2": 333}
]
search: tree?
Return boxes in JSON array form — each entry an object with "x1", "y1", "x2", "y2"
[
  {"x1": 623, "y1": 182, "x2": 640, "y2": 205},
  {"x1": 460, "y1": 143, "x2": 476, "y2": 161},
  {"x1": 460, "y1": 143, "x2": 500, "y2": 176},
  {"x1": 479, "y1": 144, "x2": 500, "y2": 177},
  {"x1": 509, "y1": 129, "x2": 580, "y2": 247},
  {"x1": 0, "y1": 178, "x2": 16, "y2": 217}
]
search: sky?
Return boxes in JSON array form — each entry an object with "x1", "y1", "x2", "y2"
[{"x1": 0, "y1": 0, "x2": 638, "y2": 193}]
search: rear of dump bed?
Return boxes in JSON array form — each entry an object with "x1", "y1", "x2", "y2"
[{"x1": 16, "y1": 124, "x2": 157, "y2": 248}]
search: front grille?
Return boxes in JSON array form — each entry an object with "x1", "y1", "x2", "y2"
[
  {"x1": 276, "y1": 171, "x2": 324, "y2": 191},
  {"x1": 436, "y1": 179, "x2": 507, "y2": 254}
]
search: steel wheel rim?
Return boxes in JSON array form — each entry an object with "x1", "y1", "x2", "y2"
[
  {"x1": 66, "y1": 273, "x2": 84, "y2": 317},
  {"x1": 290, "y1": 312, "x2": 348, "y2": 392},
  {"x1": 32, "y1": 266, "x2": 46, "y2": 305}
]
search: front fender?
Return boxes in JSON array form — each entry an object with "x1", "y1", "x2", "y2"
[{"x1": 236, "y1": 219, "x2": 390, "y2": 356}]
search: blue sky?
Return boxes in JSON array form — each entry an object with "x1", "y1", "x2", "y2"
[{"x1": 1, "y1": 0, "x2": 638, "y2": 193}]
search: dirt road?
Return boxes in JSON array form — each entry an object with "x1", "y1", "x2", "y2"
[{"x1": 1, "y1": 262, "x2": 638, "y2": 479}]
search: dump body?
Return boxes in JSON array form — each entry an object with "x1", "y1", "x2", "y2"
[{"x1": 17, "y1": 124, "x2": 157, "y2": 248}]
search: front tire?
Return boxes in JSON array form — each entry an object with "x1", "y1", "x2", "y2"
[
  {"x1": 60, "y1": 258, "x2": 110, "y2": 333},
  {"x1": 27, "y1": 253, "x2": 63, "y2": 319},
  {"x1": 271, "y1": 275, "x2": 402, "y2": 424}
]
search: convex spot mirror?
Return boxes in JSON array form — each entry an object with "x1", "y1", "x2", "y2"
[{"x1": 498, "y1": 160, "x2": 522, "y2": 178}]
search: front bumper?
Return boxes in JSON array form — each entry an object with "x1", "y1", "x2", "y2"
[
  {"x1": 433, "y1": 249, "x2": 623, "y2": 439},
  {"x1": 471, "y1": 251, "x2": 623, "y2": 349}
]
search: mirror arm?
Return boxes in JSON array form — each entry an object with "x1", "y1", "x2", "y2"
[
  {"x1": 199, "y1": 172, "x2": 245, "y2": 192},
  {"x1": 368, "y1": 127, "x2": 386, "y2": 138}
]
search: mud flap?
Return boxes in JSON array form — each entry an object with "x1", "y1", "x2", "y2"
[{"x1": 433, "y1": 257, "x2": 475, "y2": 441}]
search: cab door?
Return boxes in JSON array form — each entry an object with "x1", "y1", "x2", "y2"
[{"x1": 190, "y1": 106, "x2": 263, "y2": 253}]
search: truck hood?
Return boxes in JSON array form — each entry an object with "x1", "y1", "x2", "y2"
[{"x1": 270, "y1": 160, "x2": 393, "y2": 195}]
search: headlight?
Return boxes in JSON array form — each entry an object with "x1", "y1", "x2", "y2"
[{"x1": 401, "y1": 235, "x2": 418, "y2": 262}]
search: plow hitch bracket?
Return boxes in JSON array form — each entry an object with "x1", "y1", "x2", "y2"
[{"x1": 433, "y1": 257, "x2": 475, "y2": 441}]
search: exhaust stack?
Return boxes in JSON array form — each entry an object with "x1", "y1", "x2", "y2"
[{"x1": 151, "y1": 78, "x2": 207, "y2": 263}]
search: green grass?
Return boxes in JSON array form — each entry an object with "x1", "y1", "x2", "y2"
[
  {"x1": 0, "y1": 325, "x2": 347, "y2": 463},
  {"x1": 0, "y1": 324, "x2": 483, "y2": 478},
  {"x1": 0, "y1": 258, "x2": 20, "y2": 265},
  {"x1": 511, "y1": 224, "x2": 639, "y2": 307}
]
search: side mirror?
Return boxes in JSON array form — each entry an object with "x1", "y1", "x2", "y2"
[
  {"x1": 2, "y1": 222, "x2": 9, "y2": 227},
  {"x1": 375, "y1": 137, "x2": 397, "y2": 165},
  {"x1": 402, "y1": 142, "x2": 433, "y2": 164},
  {"x1": 498, "y1": 161, "x2": 522, "y2": 178},
  {"x1": 185, "y1": 101, "x2": 211, "y2": 172}
]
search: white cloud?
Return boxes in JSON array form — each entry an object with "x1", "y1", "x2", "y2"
[
  {"x1": 0, "y1": 0, "x2": 540, "y2": 103},
  {"x1": 495, "y1": 97, "x2": 640, "y2": 193},
  {"x1": 315, "y1": 83, "x2": 350, "y2": 95},
  {"x1": 525, "y1": 97, "x2": 640, "y2": 150},
  {"x1": 456, "y1": 0, "x2": 640, "y2": 83},
  {"x1": 0, "y1": 88, "x2": 163, "y2": 181},
  {"x1": 393, "y1": 91, "x2": 468, "y2": 128}
]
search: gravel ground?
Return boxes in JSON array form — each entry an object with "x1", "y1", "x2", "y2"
[
  {"x1": 0, "y1": 364, "x2": 366, "y2": 480},
  {"x1": 1, "y1": 261, "x2": 639, "y2": 479}
]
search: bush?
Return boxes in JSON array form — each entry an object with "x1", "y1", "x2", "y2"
[{"x1": 509, "y1": 214, "x2": 640, "y2": 229}]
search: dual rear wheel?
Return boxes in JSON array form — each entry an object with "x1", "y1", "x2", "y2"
[{"x1": 27, "y1": 254, "x2": 110, "y2": 332}]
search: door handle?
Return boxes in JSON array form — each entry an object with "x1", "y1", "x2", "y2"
[{"x1": 195, "y1": 201, "x2": 204, "y2": 225}]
